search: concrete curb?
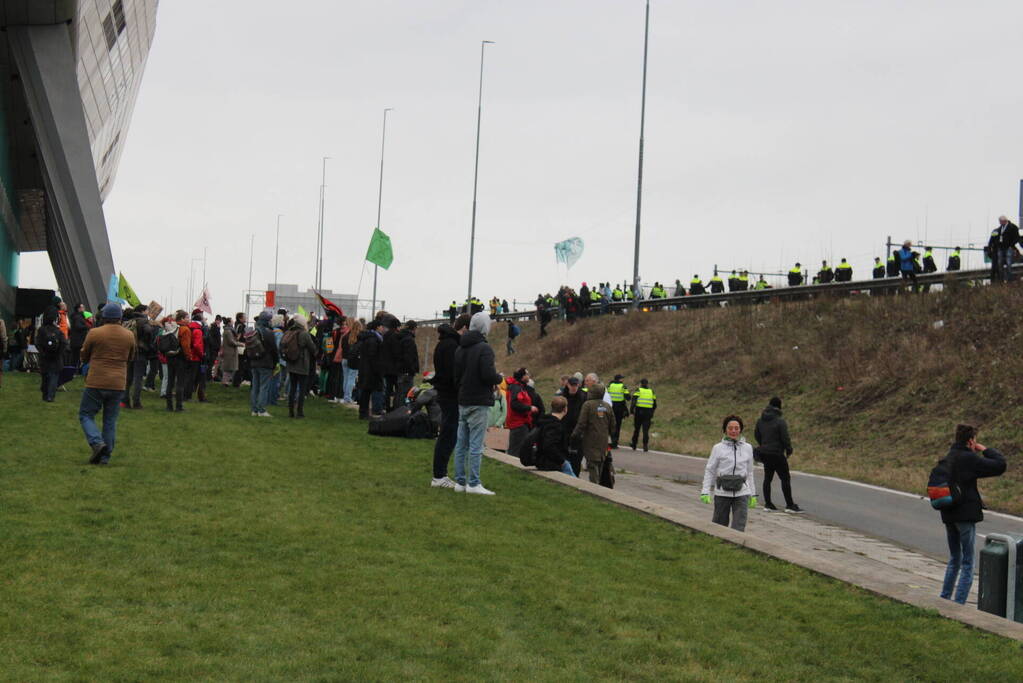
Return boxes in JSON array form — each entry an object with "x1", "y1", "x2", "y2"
[{"x1": 484, "y1": 448, "x2": 1023, "y2": 642}]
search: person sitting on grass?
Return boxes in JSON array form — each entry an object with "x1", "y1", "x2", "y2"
[{"x1": 701, "y1": 415, "x2": 758, "y2": 532}]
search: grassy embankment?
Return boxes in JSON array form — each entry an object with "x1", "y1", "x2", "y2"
[
  {"x1": 421, "y1": 284, "x2": 1023, "y2": 515},
  {"x1": 2, "y1": 372, "x2": 1023, "y2": 679}
]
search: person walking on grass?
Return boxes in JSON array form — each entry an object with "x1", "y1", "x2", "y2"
[
  {"x1": 701, "y1": 415, "x2": 758, "y2": 532},
  {"x1": 35, "y1": 307, "x2": 67, "y2": 403},
  {"x1": 452, "y1": 312, "x2": 503, "y2": 495},
  {"x1": 80, "y1": 304, "x2": 136, "y2": 465},
  {"x1": 571, "y1": 382, "x2": 616, "y2": 485},
  {"x1": 936, "y1": 424, "x2": 1006, "y2": 604},
  {"x1": 281, "y1": 314, "x2": 318, "y2": 418},
  {"x1": 429, "y1": 313, "x2": 470, "y2": 488},
  {"x1": 754, "y1": 397, "x2": 802, "y2": 513}
]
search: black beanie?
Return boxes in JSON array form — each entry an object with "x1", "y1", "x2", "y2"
[{"x1": 769, "y1": 396, "x2": 782, "y2": 409}]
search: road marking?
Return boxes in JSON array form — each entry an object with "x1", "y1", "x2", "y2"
[{"x1": 631, "y1": 448, "x2": 1023, "y2": 524}]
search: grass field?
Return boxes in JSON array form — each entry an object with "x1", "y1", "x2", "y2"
[
  {"x1": 451, "y1": 285, "x2": 1023, "y2": 515},
  {"x1": 1, "y1": 371, "x2": 1022, "y2": 680}
]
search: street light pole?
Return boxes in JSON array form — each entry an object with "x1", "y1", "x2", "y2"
[
  {"x1": 632, "y1": 0, "x2": 650, "y2": 310},
  {"x1": 315, "y1": 156, "x2": 330, "y2": 292},
  {"x1": 467, "y1": 40, "x2": 495, "y2": 306},
  {"x1": 273, "y1": 214, "x2": 282, "y2": 308},
  {"x1": 247, "y1": 233, "x2": 254, "y2": 318},
  {"x1": 372, "y1": 108, "x2": 393, "y2": 316}
]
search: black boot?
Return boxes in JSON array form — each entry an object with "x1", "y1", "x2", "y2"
[
  {"x1": 288, "y1": 402, "x2": 295, "y2": 418},
  {"x1": 296, "y1": 403, "x2": 305, "y2": 418},
  {"x1": 166, "y1": 398, "x2": 174, "y2": 412},
  {"x1": 175, "y1": 400, "x2": 184, "y2": 412}
]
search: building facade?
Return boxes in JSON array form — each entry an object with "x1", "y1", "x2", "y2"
[
  {"x1": 269, "y1": 284, "x2": 360, "y2": 320},
  {"x1": 0, "y1": 0, "x2": 158, "y2": 320}
]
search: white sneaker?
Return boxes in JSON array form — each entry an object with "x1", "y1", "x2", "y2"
[
  {"x1": 466, "y1": 484, "x2": 495, "y2": 496},
  {"x1": 454, "y1": 483, "x2": 466, "y2": 492},
  {"x1": 251, "y1": 411, "x2": 258, "y2": 417},
  {"x1": 431, "y1": 477, "x2": 456, "y2": 489},
  {"x1": 258, "y1": 411, "x2": 272, "y2": 417}
]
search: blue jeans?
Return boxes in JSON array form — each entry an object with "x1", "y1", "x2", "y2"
[
  {"x1": 251, "y1": 367, "x2": 272, "y2": 413},
  {"x1": 79, "y1": 387, "x2": 123, "y2": 457},
  {"x1": 40, "y1": 369, "x2": 59, "y2": 401},
  {"x1": 941, "y1": 521, "x2": 976, "y2": 604},
  {"x1": 999, "y1": 248, "x2": 1016, "y2": 282},
  {"x1": 342, "y1": 360, "x2": 358, "y2": 401},
  {"x1": 453, "y1": 404, "x2": 490, "y2": 487},
  {"x1": 560, "y1": 460, "x2": 577, "y2": 477}
]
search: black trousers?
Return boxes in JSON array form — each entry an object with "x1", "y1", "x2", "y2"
[
  {"x1": 433, "y1": 397, "x2": 459, "y2": 478},
  {"x1": 631, "y1": 408, "x2": 653, "y2": 449},
  {"x1": 287, "y1": 372, "x2": 307, "y2": 412},
  {"x1": 611, "y1": 402, "x2": 628, "y2": 446},
  {"x1": 761, "y1": 452, "x2": 795, "y2": 507},
  {"x1": 144, "y1": 357, "x2": 160, "y2": 390},
  {"x1": 128, "y1": 356, "x2": 148, "y2": 406},
  {"x1": 166, "y1": 356, "x2": 186, "y2": 409}
]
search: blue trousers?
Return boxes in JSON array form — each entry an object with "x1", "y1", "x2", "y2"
[{"x1": 79, "y1": 387, "x2": 123, "y2": 458}]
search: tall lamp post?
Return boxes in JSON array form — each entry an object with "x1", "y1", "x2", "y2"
[
  {"x1": 372, "y1": 107, "x2": 393, "y2": 316},
  {"x1": 632, "y1": 0, "x2": 650, "y2": 309},
  {"x1": 314, "y1": 156, "x2": 330, "y2": 293},
  {"x1": 466, "y1": 40, "x2": 495, "y2": 306}
]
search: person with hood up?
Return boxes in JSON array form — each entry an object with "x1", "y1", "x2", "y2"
[
  {"x1": 36, "y1": 306, "x2": 68, "y2": 402},
  {"x1": 936, "y1": 424, "x2": 1006, "y2": 604},
  {"x1": 452, "y1": 311, "x2": 503, "y2": 495},
  {"x1": 701, "y1": 415, "x2": 758, "y2": 531},
  {"x1": 754, "y1": 397, "x2": 801, "y2": 512},
  {"x1": 428, "y1": 314, "x2": 469, "y2": 488},
  {"x1": 506, "y1": 367, "x2": 541, "y2": 458},
  {"x1": 248, "y1": 310, "x2": 280, "y2": 417},
  {"x1": 282, "y1": 314, "x2": 318, "y2": 418},
  {"x1": 356, "y1": 319, "x2": 385, "y2": 419},
  {"x1": 571, "y1": 382, "x2": 616, "y2": 485}
]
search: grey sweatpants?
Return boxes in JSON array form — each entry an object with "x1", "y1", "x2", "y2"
[{"x1": 712, "y1": 495, "x2": 749, "y2": 532}]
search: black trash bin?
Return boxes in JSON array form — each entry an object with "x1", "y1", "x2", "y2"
[{"x1": 978, "y1": 534, "x2": 1023, "y2": 622}]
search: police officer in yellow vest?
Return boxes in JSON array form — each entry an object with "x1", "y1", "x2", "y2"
[
  {"x1": 607, "y1": 374, "x2": 631, "y2": 448},
  {"x1": 947, "y1": 247, "x2": 961, "y2": 271},
  {"x1": 630, "y1": 378, "x2": 657, "y2": 452}
]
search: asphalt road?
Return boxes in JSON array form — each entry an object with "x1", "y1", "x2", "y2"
[{"x1": 611, "y1": 448, "x2": 1023, "y2": 560}]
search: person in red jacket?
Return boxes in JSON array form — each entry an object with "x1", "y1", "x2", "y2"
[
  {"x1": 506, "y1": 367, "x2": 545, "y2": 457},
  {"x1": 185, "y1": 310, "x2": 207, "y2": 402}
]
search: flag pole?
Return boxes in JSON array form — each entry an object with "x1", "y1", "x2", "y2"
[
  {"x1": 373, "y1": 108, "x2": 393, "y2": 317},
  {"x1": 467, "y1": 40, "x2": 495, "y2": 305},
  {"x1": 632, "y1": 0, "x2": 650, "y2": 310}
]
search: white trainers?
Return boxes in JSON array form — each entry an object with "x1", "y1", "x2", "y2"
[
  {"x1": 251, "y1": 411, "x2": 258, "y2": 417},
  {"x1": 431, "y1": 477, "x2": 457, "y2": 489},
  {"x1": 454, "y1": 483, "x2": 466, "y2": 492},
  {"x1": 466, "y1": 484, "x2": 495, "y2": 496},
  {"x1": 258, "y1": 411, "x2": 272, "y2": 417}
]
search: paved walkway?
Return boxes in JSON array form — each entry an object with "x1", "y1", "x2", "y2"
[{"x1": 483, "y1": 448, "x2": 1023, "y2": 642}]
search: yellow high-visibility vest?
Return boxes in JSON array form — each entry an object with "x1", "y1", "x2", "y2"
[
  {"x1": 635, "y1": 387, "x2": 655, "y2": 408},
  {"x1": 607, "y1": 382, "x2": 627, "y2": 402}
]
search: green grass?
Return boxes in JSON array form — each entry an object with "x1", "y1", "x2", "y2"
[{"x1": 1, "y1": 371, "x2": 1022, "y2": 680}]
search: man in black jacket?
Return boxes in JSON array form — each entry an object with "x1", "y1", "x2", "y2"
[
  {"x1": 356, "y1": 320, "x2": 385, "y2": 420},
  {"x1": 754, "y1": 397, "x2": 801, "y2": 512},
  {"x1": 429, "y1": 315, "x2": 469, "y2": 488},
  {"x1": 376, "y1": 313, "x2": 402, "y2": 411},
  {"x1": 69, "y1": 303, "x2": 90, "y2": 367},
  {"x1": 395, "y1": 320, "x2": 420, "y2": 406},
  {"x1": 938, "y1": 424, "x2": 1007, "y2": 604},
  {"x1": 534, "y1": 396, "x2": 576, "y2": 476},
  {"x1": 991, "y1": 216, "x2": 1020, "y2": 282},
  {"x1": 452, "y1": 312, "x2": 503, "y2": 495},
  {"x1": 557, "y1": 376, "x2": 586, "y2": 475}
]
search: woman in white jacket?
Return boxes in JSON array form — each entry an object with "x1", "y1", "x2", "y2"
[{"x1": 701, "y1": 415, "x2": 758, "y2": 531}]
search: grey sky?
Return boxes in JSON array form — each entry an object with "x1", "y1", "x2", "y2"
[{"x1": 20, "y1": 0, "x2": 1023, "y2": 318}]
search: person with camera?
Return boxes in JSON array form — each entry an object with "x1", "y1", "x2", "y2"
[
  {"x1": 701, "y1": 415, "x2": 758, "y2": 531},
  {"x1": 936, "y1": 424, "x2": 1006, "y2": 604}
]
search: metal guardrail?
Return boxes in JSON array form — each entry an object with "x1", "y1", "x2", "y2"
[{"x1": 416, "y1": 267, "x2": 998, "y2": 327}]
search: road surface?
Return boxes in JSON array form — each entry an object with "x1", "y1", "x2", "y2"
[{"x1": 612, "y1": 447, "x2": 1023, "y2": 560}]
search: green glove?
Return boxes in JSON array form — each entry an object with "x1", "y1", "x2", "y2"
[
  {"x1": 700, "y1": 494, "x2": 711, "y2": 505},
  {"x1": 748, "y1": 496, "x2": 758, "y2": 509}
]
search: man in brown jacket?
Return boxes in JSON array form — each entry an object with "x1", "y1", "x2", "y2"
[
  {"x1": 80, "y1": 304, "x2": 136, "y2": 465},
  {"x1": 571, "y1": 383, "x2": 616, "y2": 485}
]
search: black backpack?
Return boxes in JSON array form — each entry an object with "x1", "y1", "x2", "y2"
[
  {"x1": 157, "y1": 331, "x2": 181, "y2": 357},
  {"x1": 281, "y1": 330, "x2": 302, "y2": 363},
  {"x1": 346, "y1": 340, "x2": 362, "y2": 370},
  {"x1": 518, "y1": 426, "x2": 542, "y2": 467},
  {"x1": 36, "y1": 326, "x2": 61, "y2": 355},
  {"x1": 927, "y1": 457, "x2": 962, "y2": 510}
]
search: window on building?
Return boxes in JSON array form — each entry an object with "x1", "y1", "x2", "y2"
[{"x1": 102, "y1": 0, "x2": 127, "y2": 51}]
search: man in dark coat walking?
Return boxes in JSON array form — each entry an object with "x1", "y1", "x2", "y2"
[{"x1": 754, "y1": 397, "x2": 801, "y2": 512}]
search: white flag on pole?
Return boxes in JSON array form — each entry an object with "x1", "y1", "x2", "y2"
[{"x1": 194, "y1": 285, "x2": 212, "y2": 315}]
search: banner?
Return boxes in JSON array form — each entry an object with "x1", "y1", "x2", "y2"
[
  {"x1": 106, "y1": 273, "x2": 127, "y2": 306},
  {"x1": 554, "y1": 237, "x2": 585, "y2": 270},
  {"x1": 117, "y1": 272, "x2": 141, "y2": 307},
  {"x1": 314, "y1": 291, "x2": 345, "y2": 318},
  {"x1": 265, "y1": 290, "x2": 276, "y2": 308},
  {"x1": 366, "y1": 227, "x2": 394, "y2": 270},
  {"x1": 146, "y1": 300, "x2": 163, "y2": 321},
  {"x1": 193, "y1": 285, "x2": 212, "y2": 315}
]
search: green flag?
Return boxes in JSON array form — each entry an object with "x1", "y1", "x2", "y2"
[
  {"x1": 366, "y1": 228, "x2": 393, "y2": 270},
  {"x1": 118, "y1": 272, "x2": 141, "y2": 307}
]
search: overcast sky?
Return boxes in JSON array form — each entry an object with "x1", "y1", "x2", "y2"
[{"x1": 18, "y1": 0, "x2": 1023, "y2": 319}]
